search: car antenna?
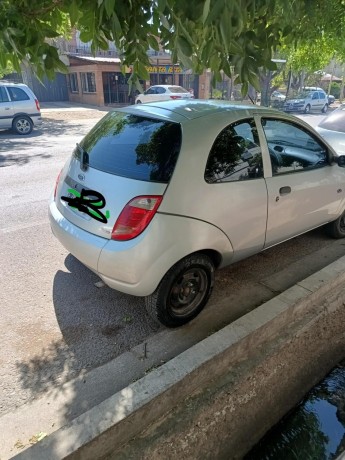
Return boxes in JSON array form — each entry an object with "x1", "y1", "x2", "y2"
[{"x1": 247, "y1": 95, "x2": 255, "y2": 105}]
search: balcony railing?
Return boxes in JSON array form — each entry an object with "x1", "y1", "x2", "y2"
[
  {"x1": 67, "y1": 45, "x2": 171, "y2": 59},
  {"x1": 67, "y1": 45, "x2": 120, "y2": 58}
]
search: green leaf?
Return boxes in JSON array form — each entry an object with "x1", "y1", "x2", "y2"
[
  {"x1": 203, "y1": 0, "x2": 211, "y2": 23},
  {"x1": 157, "y1": 0, "x2": 166, "y2": 11},
  {"x1": 220, "y1": 13, "x2": 230, "y2": 52},
  {"x1": 177, "y1": 36, "x2": 193, "y2": 57},
  {"x1": 137, "y1": 61, "x2": 149, "y2": 80},
  {"x1": 69, "y1": 0, "x2": 79, "y2": 27},
  {"x1": 111, "y1": 11, "x2": 123, "y2": 39},
  {"x1": 206, "y1": 0, "x2": 225, "y2": 24},
  {"x1": 159, "y1": 12, "x2": 170, "y2": 30},
  {"x1": 248, "y1": 72, "x2": 260, "y2": 90},
  {"x1": 148, "y1": 35, "x2": 160, "y2": 52},
  {"x1": 104, "y1": 0, "x2": 115, "y2": 17}
]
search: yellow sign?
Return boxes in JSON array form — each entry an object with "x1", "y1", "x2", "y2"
[{"x1": 146, "y1": 65, "x2": 183, "y2": 74}]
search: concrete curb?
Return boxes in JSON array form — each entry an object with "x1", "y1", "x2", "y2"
[{"x1": 11, "y1": 255, "x2": 345, "y2": 459}]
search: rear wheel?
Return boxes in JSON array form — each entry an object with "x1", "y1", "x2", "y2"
[
  {"x1": 136, "y1": 100, "x2": 142, "y2": 104},
  {"x1": 145, "y1": 253, "x2": 215, "y2": 328},
  {"x1": 12, "y1": 115, "x2": 33, "y2": 135},
  {"x1": 322, "y1": 103, "x2": 328, "y2": 113},
  {"x1": 326, "y1": 210, "x2": 345, "y2": 238}
]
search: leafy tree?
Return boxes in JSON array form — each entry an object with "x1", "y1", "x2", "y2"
[
  {"x1": 0, "y1": 63, "x2": 14, "y2": 79},
  {"x1": 1, "y1": 0, "x2": 345, "y2": 92}
]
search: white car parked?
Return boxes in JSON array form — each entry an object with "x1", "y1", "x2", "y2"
[
  {"x1": 0, "y1": 82, "x2": 42, "y2": 134},
  {"x1": 135, "y1": 85, "x2": 193, "y2": 104},
  {"x1": 283, "y1": 89, "x2": 328, "y2": 114}
]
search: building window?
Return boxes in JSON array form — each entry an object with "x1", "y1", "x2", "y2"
[
  {"x1": 69, "y1": 73, "x2": 79, "y2": 93},
  {"x1": 80, "y1": 72, "x2": 96, "y2": 93}
]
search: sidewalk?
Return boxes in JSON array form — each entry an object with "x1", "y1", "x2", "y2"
[
  {"x1": 40, "y1": 102, "x2": 113, "y2": 121},
  {"x1": 3, "y1": 254, "x2": 345, "y2": 460},
  {"x1": 40, "y1": 101, "x2": 128, "y2": 112}
]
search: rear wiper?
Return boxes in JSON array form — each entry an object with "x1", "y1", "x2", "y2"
[{"x1": 76, "y1": 143, "x2": 89, "y2": 171}]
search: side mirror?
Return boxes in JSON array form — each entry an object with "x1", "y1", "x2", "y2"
[{"x1": 336, "y1": 155, "x2": 345, "y2": 167}]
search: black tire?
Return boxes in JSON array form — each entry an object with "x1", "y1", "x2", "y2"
[
  {"x1": 12, "y1": 115, "x2": 33, "y2": 135},
  {"x1": 322, "y1": 103, "x2": 328, "y2": 113},
  {"x1": 145, "y1": 253, "x2": 215, "y2": 328},
  {"x1": 136, "y1": 100, "x2": 142, "y2": 104},
  {"x1": 304, "y1": 104, "x2": 311, "y2": 114},
  {"x1": 326, "y1": 210, "x2": 345, "y2": 238}
]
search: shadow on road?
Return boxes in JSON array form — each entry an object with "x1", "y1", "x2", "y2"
[
  {"x1": 15, "y1": 253, "x2": 155, "y2": 404},
  {"x1": 0, "y1": 119, "x2": 92, "y2": 167}
]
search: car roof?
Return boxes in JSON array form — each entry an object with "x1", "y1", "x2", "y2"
[
  {"x1": 120, "y1": 99, "x2": 280, "y2": 121},
  {"x1": 0, "y1": 80, "x2": 26, "y2": 86},
  {"x1": 0, "y1": 81, "x2": 27, "y2": 87},
  {"x1": 150, "y1": 84, "x2": 185, "y2": 88}
]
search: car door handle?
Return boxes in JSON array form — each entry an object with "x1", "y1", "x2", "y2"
[{"x1": 279, "y1": 186, "x2": 291, "y2": 195}]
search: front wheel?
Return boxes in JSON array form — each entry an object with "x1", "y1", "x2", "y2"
[
  {"x1": 304, "y1": 104, "x2": 311, "y2": 114},
  {"x1": 145, "y1": 253, "x2": 215, "y2": 328},
  {"x1": 326, "y1": 210, "x2": 345, "y2": 238},
  {"x1": 136, "y1": 100, "x2": 142, "y2": 104},
  {"x1": 322, "y1": 103, "x2": 328, "y2": 113}
]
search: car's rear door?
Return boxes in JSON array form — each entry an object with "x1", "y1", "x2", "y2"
[
  {"x1": 259, "y1": 117, "x2": 345, "y2": 248},
  {"x1": 0, "y1": 86, "x2": 13, "y2": 129},
  {"x1": 319, "y1": 91, "x2": 327, "y2": 110}
]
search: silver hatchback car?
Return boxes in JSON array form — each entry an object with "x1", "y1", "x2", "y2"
[
  {"x1": 0, "y1": 82, "x2": 42, "y2": 134},
  {"x1": 49, "y1": 100, "x2": 345, "y2": 327}
]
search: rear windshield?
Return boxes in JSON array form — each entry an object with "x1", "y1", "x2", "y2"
[
  {"x1": 168, "y1": 86, "x2": 188, "y2": 93},
  {"x1": 75, "y1": 112, "x2": 182, "y2": 183},
  {"x1": 318, "y1": 109, "x2": 345, "y2": 133}
]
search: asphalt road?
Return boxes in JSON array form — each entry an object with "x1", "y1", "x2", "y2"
[{"x1": 0, "y1": 107, "x2": 343, "y2": 422}]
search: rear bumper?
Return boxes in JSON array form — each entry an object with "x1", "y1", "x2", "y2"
[
  {"x1": 49, "y1": 199, "x2": 174, "y2": 296},
  {"x1": 49, "y1": 199, "x2": 233, "y2": 297},
  {"x1": 49, "y1": 199, "x2": 107, "y2": 274},
  {"x1": 32, "y1": 114, "x2": 43, "y2": 126}
]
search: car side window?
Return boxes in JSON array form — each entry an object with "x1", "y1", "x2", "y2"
[
  {"x1": 261, "y1": 118, "x2": 328, "y2": 176},
  {"x1": 7, "y1": 87, "x2": 30, "y2": 101},
  {"x1": 146, "y1": 88, "x2": 156, "y2": 95},
  {"x1": 312, "y1": 92, "x2": 319, "y2": 100},
  {"x1": 0, "y1": 87, "x2": 9, "y2": 103},
  {"x1": 319, "y1": 92, "x2": 326, "y2": 100},
  {"x1": 205, "y1": 119, "x2": 263, "y2": 183},
  {"x1": 156, "y1": 87, "x2": 166, "y2": 94}
]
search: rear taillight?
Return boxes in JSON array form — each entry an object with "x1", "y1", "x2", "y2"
[
  {"x1": 35, "y1": 99, "x2": 40, "y2": 111},
  {"x1": 54, "y1": 169, "x2": 62, "y2": 199},
  {"x1": 170, "y1": 96, "x2": 182, "y2": 100},
  {"x1": 111, "y1": 196, "x2": 163, "y2": 241}
]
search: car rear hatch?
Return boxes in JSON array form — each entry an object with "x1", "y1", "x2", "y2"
[{"x1": 55, "y1": 111, "x2": 182, "y2": 240}]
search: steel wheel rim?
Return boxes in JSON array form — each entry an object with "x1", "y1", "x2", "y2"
[
  {"x1": 16, "y1": 119, "x2": 31, "y2": 134},
  {"x1": 168, "y1": 268, "x2": 208, "y2": 317}
]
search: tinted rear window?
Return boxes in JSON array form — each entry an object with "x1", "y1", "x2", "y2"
[
  {"x1": 75, "y1": 112, "x2": 182, "y2": 183},
  {"x1": 168, "y1": 86, "x2": 188, "y2": 93},
  {"x1": 319, "y1": 110, "x2": 345, "y2": 133}
]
